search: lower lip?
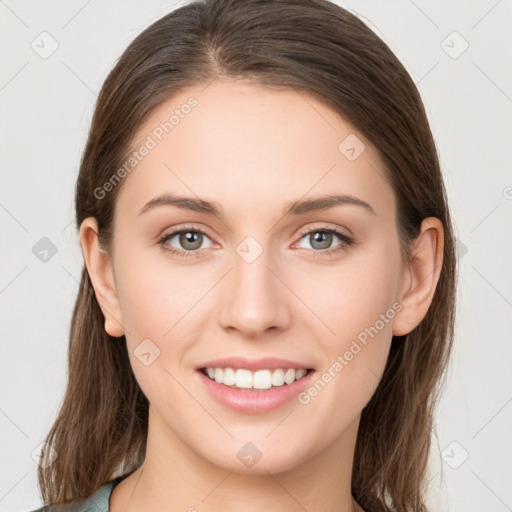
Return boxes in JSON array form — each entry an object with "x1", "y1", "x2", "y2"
[{"x1": 196, "y1": 369, "x2": 315, "y2": 414}]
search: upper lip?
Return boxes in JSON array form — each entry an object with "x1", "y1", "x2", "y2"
[{"x1": 197, "y1": 356, "x2": 314, "y2": 372}]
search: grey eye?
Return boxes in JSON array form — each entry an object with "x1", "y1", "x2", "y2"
[{"x1": 297, "y1": 230, "x2": 342, "y2": 251}]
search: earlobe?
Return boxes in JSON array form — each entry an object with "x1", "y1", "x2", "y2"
[
  {"x1": 79, "y1": 217, "x2": 125, "y2": 338},
  {"x1": 392, "y1": 217, "x2": 444, "y2": 336}
]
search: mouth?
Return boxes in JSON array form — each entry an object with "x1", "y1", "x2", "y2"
[
  {"x1": 198, "y1": 366, "x2": 315, "y2": 391},
  {"x1": 196, "y1": 363, "x2": 317, "y2": 414}
]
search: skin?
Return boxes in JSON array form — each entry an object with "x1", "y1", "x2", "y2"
[{"x1": 80, "y1": 80, "x2": 444, "y2": 512}]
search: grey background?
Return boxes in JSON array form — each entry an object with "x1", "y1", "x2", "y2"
[{"x1": 1, "y1": 1, "x2": 511, "y2": 511}]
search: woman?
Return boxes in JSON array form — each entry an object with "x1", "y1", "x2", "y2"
[{"x1": 32, "y1": 0, "x2": 457, "y2": 510}]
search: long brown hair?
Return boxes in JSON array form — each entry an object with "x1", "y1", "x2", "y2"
[{"x1": 37, "y1": 1, "x2": 457, "y2": 510}]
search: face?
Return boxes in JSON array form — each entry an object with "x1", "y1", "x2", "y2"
[{"x1": 100, "y1": 80, "x2": 408, "y2": 474}]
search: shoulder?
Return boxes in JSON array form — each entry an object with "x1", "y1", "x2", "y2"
[{"x1": 28, "y1": 479, "x2": 120, "y2": 512}]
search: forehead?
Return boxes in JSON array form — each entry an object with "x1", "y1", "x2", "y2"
[{"x1": 117, "y1": 80, "x2": 394, "y2": 221}]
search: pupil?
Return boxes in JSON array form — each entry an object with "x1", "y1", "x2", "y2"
[
  {"x1": 312, "y1": 231, "x2": 331, "y2": 249},
  {"x1": 181, "y1": 231, "x2": 201, "y2": 249}
]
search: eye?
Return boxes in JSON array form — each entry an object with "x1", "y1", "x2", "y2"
[
  {"x1": 294, "y1": 226, "x2": 355, "y2": 256},
  {"x1": 158, "y1": 225, "x2": 214, "y2": 259},
  {"x1": 158, "y1": 224, "x2": 355, "y2": 259}
]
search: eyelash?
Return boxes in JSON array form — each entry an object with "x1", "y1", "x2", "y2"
[{"x1": 157, "y1": 224, "x2": 355, "y2": 259}]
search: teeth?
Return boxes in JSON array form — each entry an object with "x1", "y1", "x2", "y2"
[
  {"x1": 223, "y1": 367, "x2": 236, "y2": 386},
  {"x1": 203, "y1": 367, "x2": 309, "y2": 389}
]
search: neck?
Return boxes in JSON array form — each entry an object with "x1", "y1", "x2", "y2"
[{"x1": 111, "y1": 407, "x2": 361, "y2": 512}]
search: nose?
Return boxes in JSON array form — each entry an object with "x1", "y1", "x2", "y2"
[{"x1": 218, "y1": 243, "x2": 291, "y2": 338}]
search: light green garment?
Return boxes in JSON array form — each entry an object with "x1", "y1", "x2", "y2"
[{"x1": 29, "y1": 478, "x2": 121, "y2": 512}]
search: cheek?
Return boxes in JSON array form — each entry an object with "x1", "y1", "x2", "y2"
[
  {"x1": 112, "y1": 256, "x2": 195, "y2": 410},
  {"x1": 113, "y1": 244, "x2": 200, "y2": 337},
  {"x1": 296, "y1": 240, "x2": 400, "y2": 407},
  {"x1": 112, "y1": 245, "x2": 210, "y2": 387},
  {"x1": 295, "y1": 239, "x2": 401, "y2": 344}
]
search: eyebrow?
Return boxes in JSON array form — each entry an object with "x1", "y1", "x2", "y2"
[{"x1": 137, "y1": 193, "x2": 376, "y2": 218}]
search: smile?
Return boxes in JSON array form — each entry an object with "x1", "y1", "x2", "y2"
[{"x1": 201, "y1": 367, "x2": 312, "y2": 390}]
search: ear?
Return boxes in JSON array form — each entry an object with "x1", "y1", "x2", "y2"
[
  {"x1": 392, "y1": 217, "x2": 444, "y2": 336},
  {"x1": 79, "y1": 217, "x2": 125, "y2": 337}
]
